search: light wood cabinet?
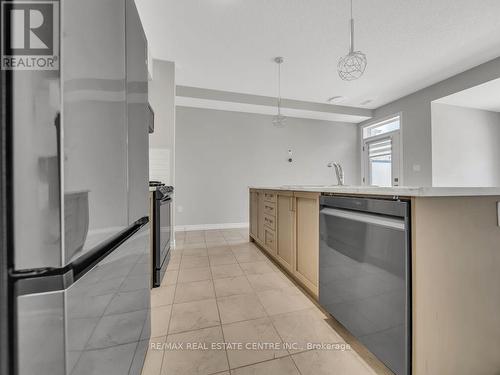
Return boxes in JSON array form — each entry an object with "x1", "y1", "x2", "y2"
[
  {"x1": 293, "y1": 192, "x2": 319, "y2": 296},
  {"x1": 250, "y1": 189, "x2": 277, "y2": 255},
  {"x1": 264, "y1": 228, "x2": 276, "y2": 255},
  {"x1": 411, "y1": 196, "x2": 500, "y2": 374},
  {"x1": 249, "y1": 189, "x2": 319, "y2": 299},
  {"x1": 249, "y1": 190, "x2": 259, "y2": 239},
  {"x1": 262, "y1": 201, "x2": 276, "y2": 216},
  {"x1": 276, "y1": 191, "x2": 294, "y2": 272},
  {"x1": 257, "y1": 191, "x2": 266, "y2": 243},
  {"x1": 263, "y1": 191, "x2": 277, "y2": 203},
  {"x1": 263, "y1": 214, "x2": 276, "y2": 231},
  {"x1": 250, "y1": 190, "x2": 500, "y2": 373}
]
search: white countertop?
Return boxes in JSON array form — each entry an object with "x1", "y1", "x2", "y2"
[{"x1": 249, "y1": 185, "x2": 500, "y2": 197}]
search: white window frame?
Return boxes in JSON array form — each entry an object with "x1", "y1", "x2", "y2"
[{"x1": 360, "y1": 113, "x2": 404, "y2": 186}]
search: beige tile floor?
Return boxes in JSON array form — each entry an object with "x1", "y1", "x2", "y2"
[{"x1": 142, "y1": 229, "x2": 377, "y2": 375}]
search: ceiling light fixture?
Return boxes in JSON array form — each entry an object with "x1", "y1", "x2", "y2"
[
  {"x1": 327, "y1": 95, "x2": 346, "y2": 104},
  {"x1": 272, "y1": 57, "x2": 286, "y2": 128},
  {"x1": 338, "y1": 0, "x2": 367, "y2": 81}
]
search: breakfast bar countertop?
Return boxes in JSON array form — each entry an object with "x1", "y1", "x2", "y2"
[{"x1": 248, "y1": 185, "x2": 500, "y2": 197}]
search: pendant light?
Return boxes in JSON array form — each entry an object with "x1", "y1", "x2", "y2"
[
  {"x1": 272, "y1": 57, "x2": 286, "y2": 127},
  {"x1": 338, "y1": 0, "x2": 367, "y2": 81}
]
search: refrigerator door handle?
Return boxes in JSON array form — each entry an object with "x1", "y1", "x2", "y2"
[
  {"x1": 71, "y1": 216, "x2": 148, "y2": 281},
  {"x1": 12, "y1": 216, "x2": 149, "y2": 296}
]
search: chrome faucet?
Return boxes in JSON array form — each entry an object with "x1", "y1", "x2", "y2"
[{"x1": 327, "y1": 162, "x2": 345, "y2": 186}]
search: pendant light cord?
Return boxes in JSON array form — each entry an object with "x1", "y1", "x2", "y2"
[
  {"x1": 278, "y1": 61, "x2": 281, "y2": 115},
  {"x1": 273, "y1": 56, "x2": 285, "y2": 122},
  {"x1": 349, "y1": 0, "x2": 354, "y2": 53}
]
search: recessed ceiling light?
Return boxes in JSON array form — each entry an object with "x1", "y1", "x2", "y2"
[
  {"x1": 327, "y1": 96, "x2": 346, "y2": 104},
  {"x1": 360, "y1": 99, "x2": 373, "y2": 105}
]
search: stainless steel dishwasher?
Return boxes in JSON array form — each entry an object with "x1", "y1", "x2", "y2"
[{"x1": 319, "y1": 195, "x2": 411, "y2": 375}]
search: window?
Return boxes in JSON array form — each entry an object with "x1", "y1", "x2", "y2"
[
  {"x1": 363, "y1": 116, "x2": 400, "y2": 138},
  {"x1": 361, "y1": 115, "x2": 402, "y2": 187},
  {"x1": 367, "y1": 138, "x2": 392, "y2": 187}
]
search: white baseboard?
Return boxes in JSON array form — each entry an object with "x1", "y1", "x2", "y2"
[{"x1": 175, "y1": 222, "x2": 249, "y2": 232}]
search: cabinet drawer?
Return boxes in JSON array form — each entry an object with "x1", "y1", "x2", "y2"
[
  {"x1": 263, "y1": 191, "x2": 277, "y2": 203},
  {"x1": 263, "y1": 214, "x2": 276, "y2": 231},
  {"x1": 264, "y1": 229, "x2": 276, "y2": 251},
  {"x1": 263, "y1": 201, "x2": 276, "y2": 216}
]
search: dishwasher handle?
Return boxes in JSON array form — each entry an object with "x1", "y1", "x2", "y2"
[
  {"x1": 320, "y1": 195, "x2": 409, "y2": 218},
  {"x1": 320, "y1": 207, "x2": 405, "y2": 231}
]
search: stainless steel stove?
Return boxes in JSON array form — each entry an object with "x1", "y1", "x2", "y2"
[{"x1": 149, "y1": 182, "x2": 174, "y2": 287}]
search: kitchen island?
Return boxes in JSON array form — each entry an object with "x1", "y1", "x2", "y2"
[{"x1": 249, "y1": 186, "x2": 500, "y2": 375}]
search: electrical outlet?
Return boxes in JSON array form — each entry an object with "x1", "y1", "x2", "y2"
[{"x1": 177, "y1": 205, "x2": 184, "y2": 213}]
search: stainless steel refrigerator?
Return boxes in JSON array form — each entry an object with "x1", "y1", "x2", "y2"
[{"x1": 0, "y1": 0, "x2": 151, "y2": 374}]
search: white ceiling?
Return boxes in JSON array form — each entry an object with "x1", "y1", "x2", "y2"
[
  {"x1": 135, "y1": 0, "x2": 500, "y2": 109},
  {"x1": 434, "y1": 78, "x2": 500, "y2": 113}
]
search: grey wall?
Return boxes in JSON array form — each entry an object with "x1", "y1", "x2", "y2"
[
  {"x1": 361, "y1": 57, "x2": 500, "y2": 187},
  {"x1": 175, "y1": 107, "x2": 360, "y2": 227},
  {"x1": 148, "y1": 59, "x2": 175, "y2": 185},
  {"x1": 432, "y1": 103, "x2": 500, "y2": 187}
]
